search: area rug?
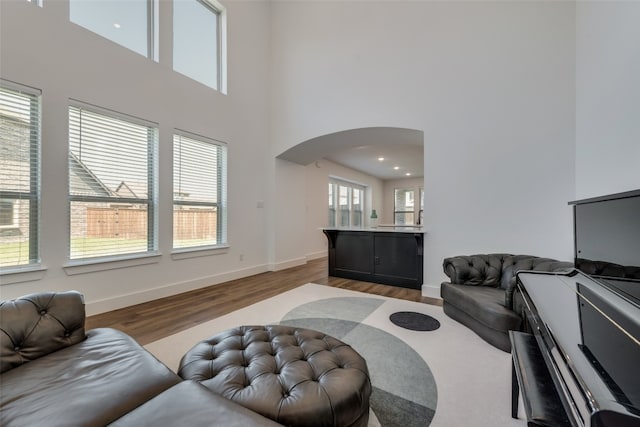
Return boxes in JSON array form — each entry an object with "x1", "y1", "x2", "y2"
[{"x1": 145, "y1": 284, "x2": 525, "y2": 427}]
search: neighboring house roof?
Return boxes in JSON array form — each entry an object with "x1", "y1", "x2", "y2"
[
  {"x1": 114, "y1": 181, "x2": 147, "y2": 199},
  {"x1": 68, "y1": 152, "x2": 113, "y2": 197}
]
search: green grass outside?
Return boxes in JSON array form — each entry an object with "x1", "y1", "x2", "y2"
[{"x1": 1, "y1": 237, "x2": 219, "y2": 267}]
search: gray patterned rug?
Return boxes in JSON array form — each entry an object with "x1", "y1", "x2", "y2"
[
  {"x1": 145, "y1": 284, "x2": 523, "y2": 427},
  {"x1": 280, "y1": 297, "x2": 436, "y2": 426}
]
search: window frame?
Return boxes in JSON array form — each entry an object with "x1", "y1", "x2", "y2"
[
  {"x1": 394, "y1": 188, "x2": 415, "y2": 225},
  {"x1": 172, "y1": 0, "x2": 227, "y2": 92},
  {"x1": 0, "y1": 80, "x2": 41, "y2": 271},
  {"x1": 69, "y1": 0, "x2": 158, "y2": 60},
  {"x1": 172, "y1": 130, "x2": 227, "y2": 252},
  {"x1": 67, "y1": 101, "x2": 158, "y2": 264},
  {"x1": 328, "y1": 178, "x2": 366, "y2": 228}
]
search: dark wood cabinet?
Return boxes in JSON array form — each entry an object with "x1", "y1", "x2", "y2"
[{"x1": 323, "y1": 229, "x2": 424, "y2": 289}]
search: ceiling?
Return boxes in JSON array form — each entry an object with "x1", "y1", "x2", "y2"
[{"x1": 277, "y1": 127, "x2": 424, "y2": 181}]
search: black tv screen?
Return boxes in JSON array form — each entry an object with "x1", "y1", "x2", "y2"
[{"x1": 571, "y1": 189, "x2": 640, "y2": 304}]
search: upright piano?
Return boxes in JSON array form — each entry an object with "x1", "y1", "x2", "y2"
[
  {"x1": 511, "y1": 189, "x2": 640, "y2": 427},
  {"x1": 516, "y1": 270, "x2": 640, "y2": 427}
]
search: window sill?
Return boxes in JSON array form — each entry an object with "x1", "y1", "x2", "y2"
[
  {"x1": 63, "y1": 252, "x2": 162, "y2": 276},
  {"x1": 171, "y1": 245, "x2": 229, "y2": 260},
  {"x1": 0, "y1": 264, "x2": 48, "y2": 285}
]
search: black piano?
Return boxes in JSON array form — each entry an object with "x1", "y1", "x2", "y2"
[{"x1": 511, "y1": 189, "x2": 640, "y2": 427}]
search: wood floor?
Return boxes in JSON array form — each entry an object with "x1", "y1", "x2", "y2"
[{"x1": 86, "y1": 257, "x2": 442, "y2": 345}]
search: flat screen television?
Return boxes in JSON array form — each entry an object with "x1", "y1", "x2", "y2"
[{"x1": 570, "y1": 189, "x2": 640, "y2": 305}]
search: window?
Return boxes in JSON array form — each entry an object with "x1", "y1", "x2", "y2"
[
  {"x1": 69, "y1": 0, "x2": 156, "y2": 59},
  {"x1": 394, "y1": 188, "x2": 415, "y2": 225},
  {"x1": 173, "y1": 132, "x2": 227, "y2": 250},
  {"x1": 68, "y1": 104, "x2": 157, "y2": 261},
  {"x1": 328, "y1": 178, "x2": 365, "y2": 228},
  {"x1": 0, "y1": 81, "x2": 40, "y2": 269},
  {"x1": 173, "y1": 0, "x2": 225, "y2": 91}
]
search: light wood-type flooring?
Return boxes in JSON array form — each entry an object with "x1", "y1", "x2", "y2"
[{"x1": 86, "y1": 257, "x2": 441, "y2": 346}]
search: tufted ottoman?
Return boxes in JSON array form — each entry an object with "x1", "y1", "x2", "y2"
[{"x1": 177, "y1": 325, "x2": 372, "y2": 427}]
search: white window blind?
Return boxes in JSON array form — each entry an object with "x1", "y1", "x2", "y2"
[
  {"x1": 328, "y1": 178, "x2": 365, "y2": 228},
  {"x1": 0, "y1": 81, "x2": 41, "y2": 269},
  {"x1": 68, "y1": 104, "x2": 157, "y2": 261},
  {"x1": 173, "y1": 132, "x2": 227, "y2": 249}
]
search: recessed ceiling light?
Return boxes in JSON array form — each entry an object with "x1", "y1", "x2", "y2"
[
  {"x1": 405, "y1": 172, "x2": 411, "y2": 176},
  {"x1": 113, "y1": 23, "x2": 121, "y2": 29},
  {"x1": 393, "y1": 166, "x2": 400, "y2": 170},
  {"x1": 378, "y1": 157, "x2": 385, "y2": 162}
]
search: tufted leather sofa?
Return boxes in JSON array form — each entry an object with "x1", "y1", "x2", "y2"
[
  {"x1": 440, "y1": 254, "x2": 572, "y2": 352},
  {"x1": 0, "y1": 291, "x2": 283, "y2": 427}
]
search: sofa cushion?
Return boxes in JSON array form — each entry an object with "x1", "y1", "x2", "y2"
[
  {"x1": 0, "y1": 290, "x2": 86, "y2": 374},
  {"x1": 109, "y1": 380, "x2": 284, "y2": 427},
  {"x1": 0, "y1": 328, "x2": 180, "y2": 427},
  {"x1": 440, "y1": 282, "x2": 521, "y2": 332}
]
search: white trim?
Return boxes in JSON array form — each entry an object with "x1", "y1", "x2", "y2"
[
  {"x1": 0, "y1": 264, "x2": 47, "y2": 285},
  {"x1": 171, "y1": 245, "x2": 229, "y2": 260},
  {"x1": 85, "y1": 263, "x2": 269, "y2": 315},
  {"x1": 305, "y1": 250, "x2": 327, "y2": 261},
  {"x1": 422, "y1": 283, "x2": 442, "y2": 300},
  {"x1": 64, "y1": 252, "x2": 162, "y2": 275},
  {"x1": 269, "y1": 257, "x2": 307, "y2": 272}
]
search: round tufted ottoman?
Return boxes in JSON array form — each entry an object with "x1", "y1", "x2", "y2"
[{"x1": 177, "y1": 325, "x2": 372, "y2": 427}]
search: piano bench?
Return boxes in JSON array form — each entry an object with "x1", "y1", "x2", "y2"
[{"x1": 509, "y1": 331, "x2": 571, "y2": 427}]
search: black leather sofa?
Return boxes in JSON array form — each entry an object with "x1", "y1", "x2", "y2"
[
  {"x1": 0, "y1": 291, "x2": 282, "y2": 427},
  {"x1": 440, "y1": 254, "x2": 572, "y2": 352}
]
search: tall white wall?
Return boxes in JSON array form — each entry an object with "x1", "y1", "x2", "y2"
[
  {"x1": 270, "y1": 1, "x2": 577, "y2": 290},
  {"x1": 0, "y1": 0, "x2": 272, "y2": 312},
  {"x1": 575, "y1": 1, "x2": 640, "y2": 199}
]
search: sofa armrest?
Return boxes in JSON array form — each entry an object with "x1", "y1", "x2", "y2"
[
  {"x1": 503, "y1": 261, "x2": 573, "y2": 309},
  {"x1": 443, "y1": 254, "x2": 510, "y2": 287},
  {"x1": 0, "y1": 291, "x2": 86, "y2": 374}
]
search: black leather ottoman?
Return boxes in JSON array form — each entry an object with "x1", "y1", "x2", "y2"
[{"x1": 178, "y1": 325, "x2": 372, "y2": 427}]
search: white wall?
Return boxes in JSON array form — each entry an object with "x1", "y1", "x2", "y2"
[
  {"x1": 383, "y1": 178, "x2": 424, "y2": 225},
  {"x1": 304, "y1": 159, "x2": 384, "y2": 259},
  {"x1": 575, "y1": 1, "x2": 640, "y2": 199},
  {"x1": 0, "y1": 0, "x2": 272, "y2": 312},
  {"x1": 270, "y1": 1, "x2": 577, "y2": 292}
]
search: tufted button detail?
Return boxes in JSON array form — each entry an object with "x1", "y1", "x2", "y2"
[
  {"x1": 64, "y1": 330, "x2": 71, "y2": 337},
  {"x1": 14, "y1": 346, "x2": 20, "y2": 351},
  {"x1": 40, "y1": 310, "x2": 47, "y2": 315}
]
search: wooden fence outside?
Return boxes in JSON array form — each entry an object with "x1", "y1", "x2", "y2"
[{"x1": 86, "y1": 207, "x2": 217, "y2": 240}]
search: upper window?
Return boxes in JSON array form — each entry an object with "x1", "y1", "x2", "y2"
[
  {"x1": 173, "y1": 0, "x2": 225, "y2": 91},
  {"x1": 173, "y1": 132, "x2": 227, "y2": 250},
  {"x1": 394, "y1": 188, "x2": 415, "y2": 225},
  {"x1": 0, "y1": 81, "x2": 41, "y2": 269},
  {"x1": 68, "y1": 103, "x2": 157, "y2": 261},
  {"x1": 328, "y1": 178, "x2": 365, "y2": 228},
  {"x1": 69, "y1": 0, "x2": 156, "y2": 59}
]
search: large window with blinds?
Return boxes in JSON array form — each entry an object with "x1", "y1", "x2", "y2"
[
  {"x1": 328, "y1": 178, "x2": 365, "y2": 228},
  {"x1": 173, "y1": 132, "x2": 227, "y2": 250},
  {"x1": 68, "y1": 103, "x2": 157, "y2": 261},
  {"x1": 0, "y1": 81, "x2": 40, "y2": 269}
]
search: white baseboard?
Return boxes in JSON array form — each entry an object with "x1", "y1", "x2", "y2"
[
  {"x1": 422, "y1": 283, "x2": 442, "y2": 300},
  {"x1": 305, "y1": 250, "x2": 327, "y2": 261},
  {"x1": 86, "y1": 264, "x2": 270, "y2": 316},
  {"x1": 268, "y1": 257, "x2": 307, "y2": 272}
]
